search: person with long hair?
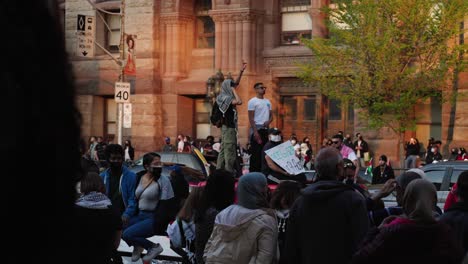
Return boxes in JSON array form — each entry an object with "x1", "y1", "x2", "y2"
[
  {"x1": 124, "y1": 139, "x2": 135, "y2": 162},
  {"x1": 74, "y1": 172, "x2": 122, "y2": 263},
  {"x1": 352, "y1": 179, "x2": 464, "y2": 264},
  {"x1": 194, "y1": 169, "x2": 235, "y2": 264},
  {"x1": 204, "y1": 172, "x2": 278, "y2": 263},
  {"x1": 270, "y1": 180, "x2": 302, "y2": 264},
  {"x1": 168, "y1": 187, "x2": 204, "y2": 263},
  {"x1": 122, "y1": 152, "x2": 174, "y2": 262}
]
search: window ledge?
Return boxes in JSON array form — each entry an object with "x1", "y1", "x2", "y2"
[{"x1": 95, "y1": 1, "x2": 121, "y2": 11}]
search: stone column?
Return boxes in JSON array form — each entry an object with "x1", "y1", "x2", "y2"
[
  {"x1": 311, "y1": 0, "x2": 327, "y2": 38},
  {"x1": 214, "y1": 17, "x2": 222, "y2": 70},
  {"x1": 235, "y1": 19, "x2": 243, "y2": 68},
  {"x1": 165, "y1": 23, "x2": 173, "y2": 75},
  {"x1": 172, "y1": 23, "x2": 180, "y2": 74},
  {"x1": 242, "y1": 18, "x2": 251, "y2": 73},
  {"x1": 228, "y1": 19, "x2": 236, "y2": 71},
  {"x1": 221, "y1": 21, "x2": 229, "y2": 71},
  {"x1": 250, "y1": 19, "x2": 256, "y2": 73}
]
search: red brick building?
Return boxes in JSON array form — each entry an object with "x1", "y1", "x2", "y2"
[{"x1": 65, "y1": 0, "x2": 468, "y2": 163}]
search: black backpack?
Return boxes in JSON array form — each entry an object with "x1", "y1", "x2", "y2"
[{"x1": 210, "y1": 101, "x2": 224, "y2": 128}]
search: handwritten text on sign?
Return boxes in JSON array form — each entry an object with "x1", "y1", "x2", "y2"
[{"x1": 265, "y1": 141, "x2": 305, "y2": 175}]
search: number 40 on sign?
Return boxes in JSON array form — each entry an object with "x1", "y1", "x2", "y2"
[{"x1": 115, "y1": 82, "x2": 131, "y2": 103}]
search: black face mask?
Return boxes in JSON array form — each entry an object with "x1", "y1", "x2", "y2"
[
  {"x1": 151, "y1": 167, "x2": 162, "y2": 179},
  {"x1": 109, "y1": 162, "x2": 122, "y2": 170}
]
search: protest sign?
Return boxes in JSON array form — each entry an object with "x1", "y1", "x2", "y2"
[{"x1": 265, "y1": 141, "x2": 305, "y2": 175}]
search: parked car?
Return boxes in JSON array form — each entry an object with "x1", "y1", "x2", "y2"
[
  {"x1": 368, "y1": 161, "x2": 468, "y2": 210},
  {"x1": 421, "y1": 161, "x2": 468, "y2": 191},
  {"x1": 128, "y1": 151, "x2": 209, "y2": 183}
]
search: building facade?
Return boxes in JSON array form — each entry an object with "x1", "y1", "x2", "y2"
[{"x1": 64, "y1": 0, "x2": 467, "y2": 163}]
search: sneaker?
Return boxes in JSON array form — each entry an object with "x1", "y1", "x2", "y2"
[
  {"x1": 142, "y1": 243, "x2": 163, "y2": 262},
  {"x1": 131, "y1": 246, "x2": 144, "y2": 262}
]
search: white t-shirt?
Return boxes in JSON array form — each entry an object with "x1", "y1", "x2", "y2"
[
  {"x1": 177, "y1": 141, "x2": 184, "y2": 152},
  {"x1": 247, "y1": 97, "x2": 272, "y2": 126}
]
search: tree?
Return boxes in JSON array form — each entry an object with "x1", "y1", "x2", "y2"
[{"x1": 298, "y1": 0, "x2": 467, "y2": 165}]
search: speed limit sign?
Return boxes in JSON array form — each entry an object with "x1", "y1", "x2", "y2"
[{"x1": 115, "y1": 82, "x2": 131, "y2": 103}]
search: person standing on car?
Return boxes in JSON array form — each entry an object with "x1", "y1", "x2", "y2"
[
  {"x1": 248, "y1": 82, "x2": 272, "y2": 172},
  {"x1": 283, "y1": 147, "x2": 369, "y2": 264},
  {"x1": 216, "y1": 63, "x2": 246, "y2": 174}
]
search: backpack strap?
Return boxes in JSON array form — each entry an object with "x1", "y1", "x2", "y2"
[{"x1": 177, "y1": 218, "x2": 187, "y2": 247}]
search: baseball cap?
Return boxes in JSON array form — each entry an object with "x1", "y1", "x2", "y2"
[{"x1": 268, "y1": 127, "x2": 281, "y2": 135}]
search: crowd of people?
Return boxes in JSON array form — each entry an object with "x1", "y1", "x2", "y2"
[
  {"x1": 15, "y1": 1, "x2": 467, "y2": 263},
  {"x1": 405, "y1": 137, "x2": 468, "y2": 167}
]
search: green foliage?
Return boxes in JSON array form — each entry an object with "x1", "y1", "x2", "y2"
[{"x1": 298, "y1": 0, "x2": 468, "y2": 134}]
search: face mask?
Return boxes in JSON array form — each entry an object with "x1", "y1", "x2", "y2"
[
  {"x1": 151, "y1": 166, "x2": 162, "y2": 178},
  {"x1": 270, "y1": 135, "x2": 281, "y2": 142},
  {"x1": 431, "y1": 148, "x2": 436, "y2": 153},
  {"x1": 291, "y1": 140, "x2": 297, "y2": 145}
]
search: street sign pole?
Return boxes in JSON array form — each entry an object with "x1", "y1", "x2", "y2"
[{"x1": 117, "y1": 0, "x2": 126, "y2": 146}]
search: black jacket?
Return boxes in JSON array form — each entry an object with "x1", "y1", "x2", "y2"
[
  {"x1": 282, "y1": 180, "x2": 369, "y2": 264},
  {"x1": 354, "y1": 140, "x2": 369, "y2": 158},
  {"x1": 126, "y1": 145, "x2": 135, "y2": 161},
  {"x1": 371, "y1": 165, "x2": 395, "y2": 184},
  {"x1": 352, "y1": 221, "x2": 464, "y2": 264},
  {"x1": 439, "y1": 202, "x2": 468, "y2": 254}
]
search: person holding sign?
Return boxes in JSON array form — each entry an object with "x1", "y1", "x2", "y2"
[{"x1": 261, "y1": 128, "x2": 306, "y2": 185}]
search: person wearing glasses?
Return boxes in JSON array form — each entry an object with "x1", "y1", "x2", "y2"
[
  {"x1": 248, "y1": 82, "x2": 273, "y2": 172},
  {"x1": 331, "y1": 134, "x2": 360, "y2": 183}
]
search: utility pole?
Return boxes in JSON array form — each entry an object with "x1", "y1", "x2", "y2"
[{"x1": 117, "y1": 0, "x2": 126, "y2": 145}]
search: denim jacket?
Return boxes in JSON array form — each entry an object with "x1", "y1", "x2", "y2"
[{"x1": 100, "y1": 165, "x2": 137, "y2": 219}]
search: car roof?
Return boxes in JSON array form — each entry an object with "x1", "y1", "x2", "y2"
[
  {"x1": 422, "y1": 161, "x2": 468, "y2": 170},
  {"x1": 135, "y1": 151, "x2": 205, "y2": 172}
]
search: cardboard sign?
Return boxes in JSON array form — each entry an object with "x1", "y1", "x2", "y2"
[{"x1": 265, "y1": 141, "x2": 305, "y2": 175}]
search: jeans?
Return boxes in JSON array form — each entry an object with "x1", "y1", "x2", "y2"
[
  {"x1": 405, "y1": 155, "x2": 418, "y2": 168},
  {"x1": 122, "y1": 211, "x2": 155, "y2": 250},
  {"x1": 249, "y1": 128, "x2": 269, "y2": 172}
]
